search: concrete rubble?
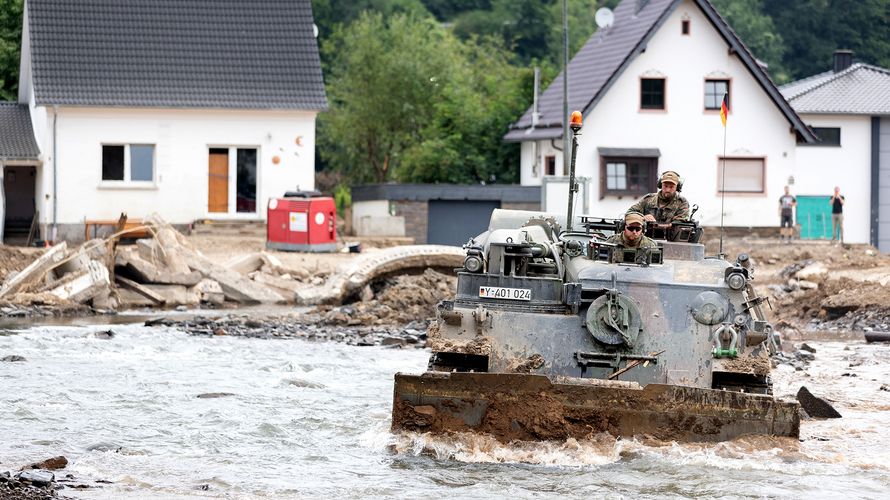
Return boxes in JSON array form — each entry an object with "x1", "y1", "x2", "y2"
[{"x1": 0, "y1": 214, "x2": 465, "y2": 315}]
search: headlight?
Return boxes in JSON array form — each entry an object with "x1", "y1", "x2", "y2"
[
  {"x1": 726, "y1": 272, "x2": 747, "y2": 290},
  {"x1": 464, "y1": 255, "x2": 483, "y2": 273},
  {"x1": 691, "y1": 291, "x2": 729, "y2": 325}
]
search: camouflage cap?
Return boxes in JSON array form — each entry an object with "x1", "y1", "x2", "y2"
[
  {"x1": 625, "y1": 211, "x2": 644, "y2": 226},
  {"x1": 660, "y1": 171, "x2": 680, "y2": 185}
]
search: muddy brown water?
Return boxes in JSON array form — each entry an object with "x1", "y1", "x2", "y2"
[{"x1": 1, "y1": 319, "x2": 888, "y2": 499}]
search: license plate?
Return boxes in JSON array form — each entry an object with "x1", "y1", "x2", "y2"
[{"x1": 479, "y1": 286, "x2": 531, "y2": 301}]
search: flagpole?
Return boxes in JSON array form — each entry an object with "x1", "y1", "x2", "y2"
[{"x1": 718, "y1": 92, "x2": 728, "y2": 258}]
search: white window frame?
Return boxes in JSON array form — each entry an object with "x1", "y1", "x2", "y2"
[
  {"x1": 98, "y1": 143, "x2": 157, "y2": 189},
  {"x1": 206, "y1": 145, "x2": 262, "y2": 218}
]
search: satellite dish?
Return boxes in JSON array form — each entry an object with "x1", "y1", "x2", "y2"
[
  {"x1": 313, "y1": 23, "x2": 319, "y2": 38},
  {"x1": 595, "y1": 8, "x2": 614, "y2": 29}
]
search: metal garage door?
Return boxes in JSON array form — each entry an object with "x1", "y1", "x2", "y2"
[
  {"x1": 427, "y1": 200, "x2": 500, "y2": 246},
  {"x1": 879, "y1": 118, "x2": 890, "y2": 253}
]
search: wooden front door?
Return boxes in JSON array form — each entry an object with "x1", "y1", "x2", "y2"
[{"x1": 208, "y1": 148, "x2": 229, "y2": 213}]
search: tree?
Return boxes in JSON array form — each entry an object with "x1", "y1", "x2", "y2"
[
  {"x1": 711, "y1": 0, "x2": 788, "y2": 82},
  {"x1": 764, "y1": 0, "x2": 890, "y2": 80},
  {"x1": 318, "y1": 12, "x2": 529, "y2": 184},
  {"x1": 319, "y1": 13, "x2": 460, "y2": 183},
  {"x1": 0, "y1": 0, "x2": 23, "y2": 101}
]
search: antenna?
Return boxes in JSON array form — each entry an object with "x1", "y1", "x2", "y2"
[{"x1": 595, "y1": 8, "x2": 614, "y2": 29}]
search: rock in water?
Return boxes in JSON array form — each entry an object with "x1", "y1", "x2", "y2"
[
  {"x1": 797, "y1": 386, "x2": 842, "y2": 418},
  {"x1": 23, "y1": 456, "x2": 67, "y2": 470},
  {"x1": 17, "y1": 470, "x2": 55, "y2": 486}
]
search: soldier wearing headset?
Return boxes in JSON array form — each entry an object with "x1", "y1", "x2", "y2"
[{"x1": 627, "y1": 171, "x2": 690, "y2": 224}]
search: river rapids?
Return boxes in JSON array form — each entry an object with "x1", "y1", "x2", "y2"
[{"x1": 1, "y1": 322, "x2": 889, "y2": 499}]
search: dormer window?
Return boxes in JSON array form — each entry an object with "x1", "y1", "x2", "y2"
[{"x1": 640, "y1": 78, "x2": 665, "y2": 110}]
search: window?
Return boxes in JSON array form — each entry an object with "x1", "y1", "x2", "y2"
[
  {"x1": 640, "y1": 78, "x2": 665, "y2": 110},
  {"x1": 544, "y1": 155, "x2": 556, "y2": 176},
  {"x1": 717, "y1": 157, "x2": 765, "y2": 193},
  {"x1": 811, "y1": 127, "x2": 841, "y2": 146},
  {"x1": 681, "y1": 19, "x2": 690, "y2": 35},
  {"x1": 705, "y1": 79, "x2": 729, "y2": 110},
  {"x1": 101, "y1": 144, "x2": 155, "y2": 182},
  {"x1": 601, "y1": 157, "x2": 657, "y2": 197}
]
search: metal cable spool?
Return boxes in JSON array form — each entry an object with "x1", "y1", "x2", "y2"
[{"x1": 585, "y1": 291, "x2": 642, "y2": 346}]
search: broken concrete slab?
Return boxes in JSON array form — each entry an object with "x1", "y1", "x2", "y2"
[
  {"x1": 48, "y1": 260, "x2": 110, "y2": 304},
  {"x1": 143, "y1": 284, "x2": 198, "y2": 306},
  {"x1": 294, "y1": 245, "x2": 464, "y2": 305},
  {"x1": 189, "y1": 279, "x2": 224, "y2": 305},
  {"x1": 117, "y1": 288, "x2": 156, "y2": 308},
  {"x1": 251, "y1": 271, "x2": 304, "y2": 294},
  {"x1": 116, "y1": 276, "x2": 166, "y2": 305},
  {"x1": 797, "y1": 386, "x2": 842, "y2": 418},
  {"x1": 116, "y1": 247, "x2": 203, "y2": 286},
  {"x1": 226, "y1": 253, "x2": 266, "y2": 275},
  {"x1": 181, "y1": 251, "x2": 285, "y2": 304},
  {"x1": 0, "y1": 242, "x2": 68, "y2": 299}
]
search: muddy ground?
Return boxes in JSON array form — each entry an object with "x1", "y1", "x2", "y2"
[{"x1": 3, "y1": 234, "x2": 889, "y2": 338}]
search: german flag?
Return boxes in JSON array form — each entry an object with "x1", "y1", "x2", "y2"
[{"x1": 720, "y1": 93, "x2": 728, "y2": 127}]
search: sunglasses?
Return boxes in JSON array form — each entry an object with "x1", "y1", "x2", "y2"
[{"x1": 626, "y1": 225, "x2": 643, "y2": 233}]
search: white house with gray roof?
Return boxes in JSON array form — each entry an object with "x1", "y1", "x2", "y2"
[
  {"x1": 781, "y1": 52, "x2": 890, "y2": 249},
  {"x1": 1, "y1": 0, "x2": 326, "y2": 243},
  {"x1": 505, "y1": 0, "x2": 818, "y2": 235}
]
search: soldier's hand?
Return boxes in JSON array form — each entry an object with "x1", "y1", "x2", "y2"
[{"x1": 643, "y1": 214, "x2": 656, "y2": 222}]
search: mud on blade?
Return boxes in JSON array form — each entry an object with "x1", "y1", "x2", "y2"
[{"x1": 392, "y1": 372, "x2": 799, "y2": 443}]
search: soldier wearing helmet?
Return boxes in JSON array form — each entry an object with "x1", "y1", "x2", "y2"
[
  {"x1": 606, "y1": 211, "x2": 658, "y2": 263},
  {"x1": 627, "y1": 171, "x2": 690, "y2": 224}
]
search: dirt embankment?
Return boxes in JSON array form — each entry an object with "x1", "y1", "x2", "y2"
[
  {"x1": 0, "y1": 247, "x2": 44, "y2": 282},
  {"x1": 709, "y1": 238, "x2": 890, "y2": 333}
]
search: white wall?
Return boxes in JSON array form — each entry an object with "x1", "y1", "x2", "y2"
[
  {"x1": 794, "y1": 114, "x2": 872, "y2": 243},
  {"x1": 527, "y1": 0, "x2": 800, "y2": 228},
  {"x1": 38, "y1": 107, "x2": 318, "y2": 226},
  {"x1": 520, "y1": 140, "x2": 565, "y2": 185}
]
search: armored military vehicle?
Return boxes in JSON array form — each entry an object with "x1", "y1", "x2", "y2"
[{"x1": 391, "y1": 114, "x2": 799, "y2": 443}]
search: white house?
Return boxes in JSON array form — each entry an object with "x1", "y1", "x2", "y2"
[
  {"x1": 504, "y1": 0, "x2": 817, "y2": 234},
  {"x1": 0, "y1": 0, "x2": 326, "y2": 243},
  {"x1": 781, "y1": 52, "x2": 890, "y2": 249}
]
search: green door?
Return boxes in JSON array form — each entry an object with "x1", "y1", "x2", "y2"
[{"x1": 796, "y1": 195, "x2": 832, "y2": 239}]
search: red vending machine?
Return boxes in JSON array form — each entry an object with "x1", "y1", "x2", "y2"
[{"x1": 266, "y1": 192, "x2": 337, "y2": 252}]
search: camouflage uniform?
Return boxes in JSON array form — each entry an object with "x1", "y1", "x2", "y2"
[
  {"x1": 605, "y1": 233, "x2": 658, "y2": 264},
  {"x1": 628, "y1": 192, "x2": 690, "y2": 223}
]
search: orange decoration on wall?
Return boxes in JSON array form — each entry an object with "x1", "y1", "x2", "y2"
[{"x1": 272, "y1": 155, "x2": 281, "y2": 165}]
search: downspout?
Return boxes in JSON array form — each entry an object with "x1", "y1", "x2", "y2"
[{"x1": 52, "y1": 105, "x2": 58, "y2": 242}]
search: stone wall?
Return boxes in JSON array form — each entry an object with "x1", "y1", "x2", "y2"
[{"x1": 393, "y1": 201, "x2": 429, "y2": 244}]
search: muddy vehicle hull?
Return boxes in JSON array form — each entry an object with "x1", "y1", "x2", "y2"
[{"x1": 393, "y1": 372, "x2": 800, "y2": 442}]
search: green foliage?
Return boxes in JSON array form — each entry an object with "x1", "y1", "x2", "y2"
[
  {"x1": 311, "y1": 0, "x2": 429, "y2": 41},
  {"x1": 0, "y1": 0, "x2": 23, "y2": 101},
  {"x1": 333, "y1": 183, "x2": 352, "y2": 215},
  {"x1": 764, "y1": 0, "x2": 890, "y2": 81},
  {"x1": 319, "y1": 12, "x2": 528, "y2": 184},
  {"x1": 711, "y1": 0, "x2": 788, "y2": 82}
]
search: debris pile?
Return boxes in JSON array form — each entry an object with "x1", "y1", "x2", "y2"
[{"x1": 1, "y1": 216, "x2": 464, "y2": 322}]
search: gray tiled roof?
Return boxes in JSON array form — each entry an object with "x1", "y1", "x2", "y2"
[
  {"x1": 0, "y1": 103, "x2": 40, "y2": 160},
  {"x1": 27, "y1": 0, "x2": 327, "y2": 110},
  {"x1": 505, "y1": 0, "x2": 815, "y2": 143},
  {"x1": 781, "y1": 64, "x2": 890, "y2": 115}
]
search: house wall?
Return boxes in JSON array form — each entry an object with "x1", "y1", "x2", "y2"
[
  {"x1": 794, "y1": 114, "x2": 872, "y2": 243},
  {"x1": 35, "y1": 107, "x2": 317, "y2": 241},
  {"x1": 523, "y1": 0, "x2": 800, "y2": 229},
  {"x1": 520, "y1": 140, "x2": 564, "y2": 185}
]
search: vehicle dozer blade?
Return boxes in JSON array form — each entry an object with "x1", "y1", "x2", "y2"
[{"x1": 392, "y1": 372, "x2": 799, "y2": 443}]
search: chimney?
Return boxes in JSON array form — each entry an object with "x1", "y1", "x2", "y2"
[{"x1": 833, "y1": 50, "x2": 853, "y2": 73}]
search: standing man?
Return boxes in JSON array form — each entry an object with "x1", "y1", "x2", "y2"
[
  {"x1": 628, "y1": 171, "x2": 690, "y2": 225},
  {"x1": 606, "y1": 211, "x2": 658, "y2": 263},
  {"x1": 778, "y1": 186, "x2": 797, "y2": 243},
  {"x1": 829, "y1": 186, "x2": 845, "y2": 244}
]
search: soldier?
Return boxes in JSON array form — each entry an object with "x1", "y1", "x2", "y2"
[
  {"x1": 606, "y1": 211, "x2": 658, "y2": 263},
  {"x1": 627, "y1": 171, "x2": 690, "y2": 224}
]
